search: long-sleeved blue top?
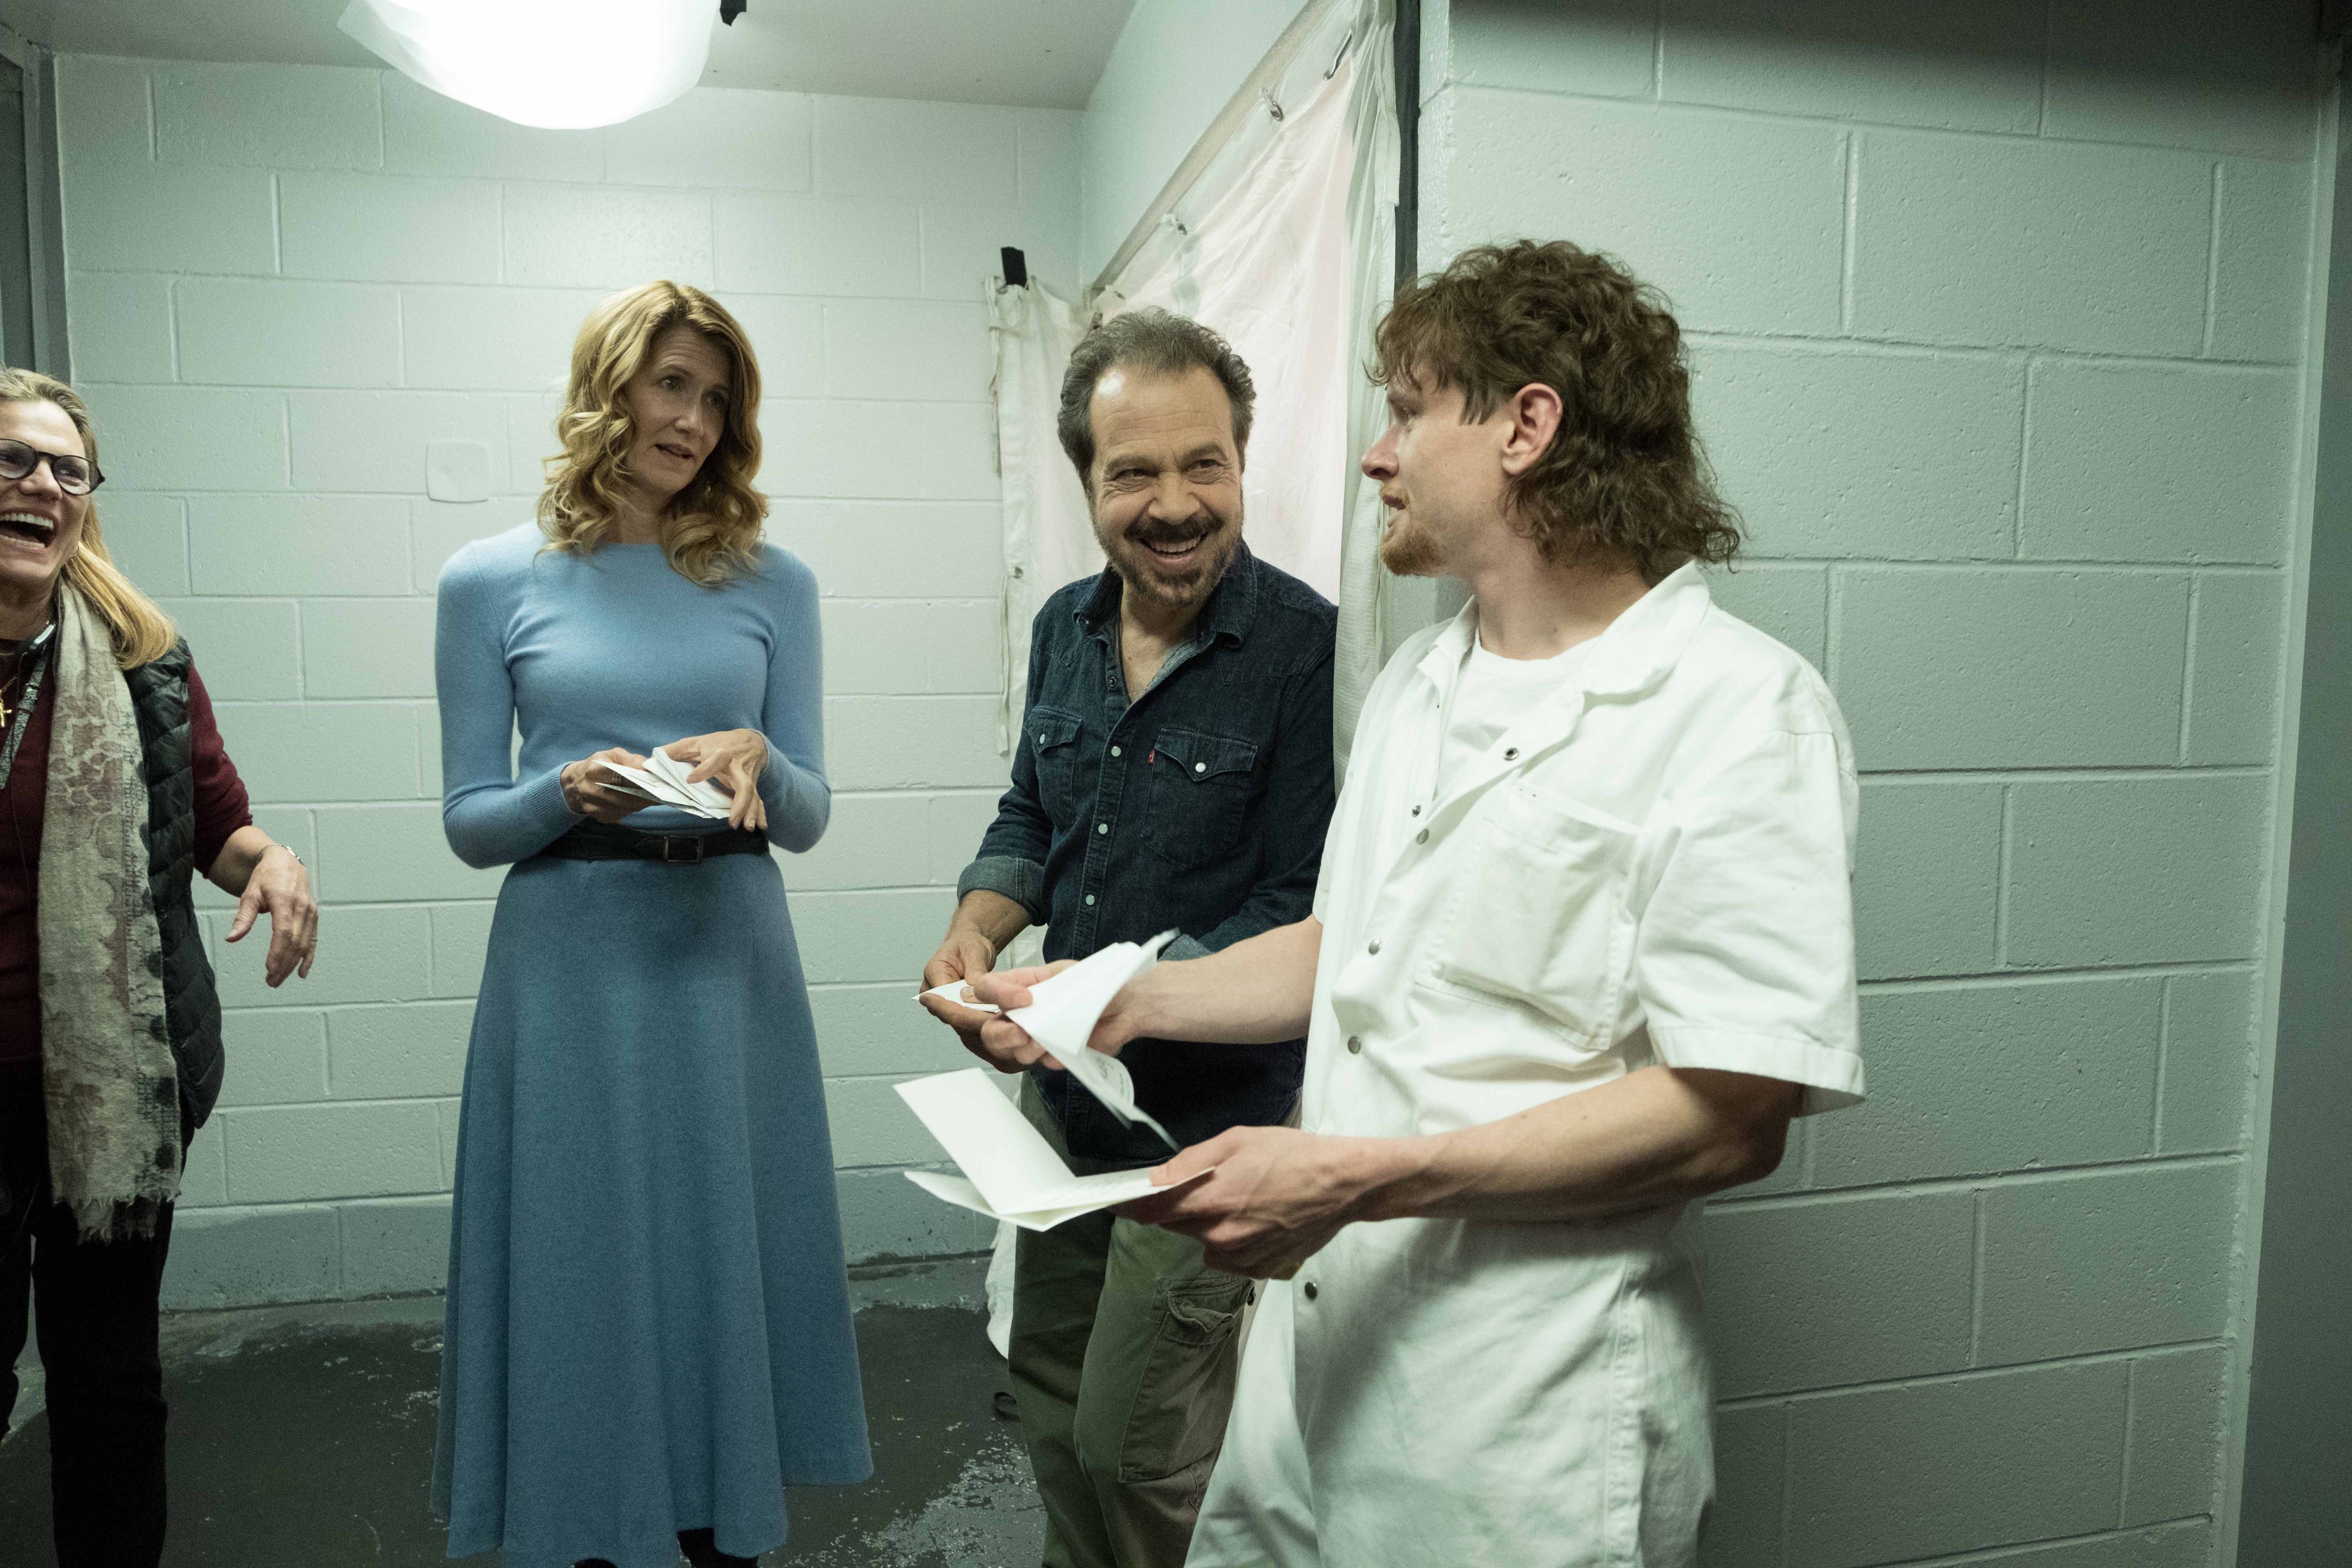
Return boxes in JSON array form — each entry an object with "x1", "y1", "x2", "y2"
[{"x1": 434, "y1": 525, "x2": 829, "y2": 868}]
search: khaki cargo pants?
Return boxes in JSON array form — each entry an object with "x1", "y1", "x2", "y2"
[{"x1": 1009, "y1": 1077, "x2": 1255, "y2": 1568}]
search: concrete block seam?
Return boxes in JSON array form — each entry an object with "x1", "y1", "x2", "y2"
[
  {"x1": 1714, "y1": 1335, "x2": 2231, "y2": 1413},
  {"x1": 1449, "y1": 80, "x2": 2320, "y2": 165},
  {"x1": 1706, "y1": 1149, "x2": 2241, "y2": 1213}
]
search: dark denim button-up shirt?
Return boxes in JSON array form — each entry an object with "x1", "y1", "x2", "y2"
[{"x1": 958, "y1": 544, "x2": 1336, "y2": 1163}]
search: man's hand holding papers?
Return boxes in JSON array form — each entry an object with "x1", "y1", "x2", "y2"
[
  {"x1": 893, "y1": 1070, "x2": 1210, "y2": 1231},
  {"x1": 898, "y1": 933, "x2": 1196, "y2": 1230},
  {"x1": 914, "y1": 931, "x2": 1180, "y2": 1146}
]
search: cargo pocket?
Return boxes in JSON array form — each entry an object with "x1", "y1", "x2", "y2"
[{"x1": 1118, "y1": 1270, "x2": 1255, "y2": 1483}]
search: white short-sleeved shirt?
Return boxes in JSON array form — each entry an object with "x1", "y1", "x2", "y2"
[
  {"x1": 1188, "y1": 564, "x2": 1863, "y2": 1568},
  {"x1": 1435, "y1": 637, "x2": 1593, "y2": 796}
]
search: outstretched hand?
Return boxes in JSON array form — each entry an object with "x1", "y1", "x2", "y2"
[
  {"x1": 964, "y1": 962, "x2": 1083, "y2": 1070},
  {"x1": 1119, "y1": 1125, "x2": 1386, "y2": 1279},
  {"x1": 921, "y1": 926, "x2": 1013, "y2": 1067},
  {"x1": 224, "y1": 843, "x2": 318, "y2": 987}
]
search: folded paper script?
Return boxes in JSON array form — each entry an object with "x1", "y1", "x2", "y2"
[
  {"x1": 595, "y1": 747, "x2": 735, "y2": 821},
  {"x1": 894, "y1": 1069, "x2": 1207, "y2": 1231},
  {"x1": 916, "y1": 930, "x2": 1179, "y2": 1149}
]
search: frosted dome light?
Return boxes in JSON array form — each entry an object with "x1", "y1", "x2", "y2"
[{"x1": 339, "y1": 0, "x2": 715, "y2": 131}]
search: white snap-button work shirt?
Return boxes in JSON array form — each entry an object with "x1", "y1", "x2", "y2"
[{"x1": 1188, "y1": 565, "x2": 1863, "y2": 1568}]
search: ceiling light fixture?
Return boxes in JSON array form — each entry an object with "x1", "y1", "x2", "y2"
[{"x1": 338, "y1": 0, "x2": 721, "y2": 130}]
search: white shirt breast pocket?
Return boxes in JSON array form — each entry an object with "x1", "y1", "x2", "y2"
[{"x1": 1422, "y1": 784, "x2": 1640, "y2": 1046}]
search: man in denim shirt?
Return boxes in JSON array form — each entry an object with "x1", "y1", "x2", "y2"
[{"x1": 921, "y1": 309, "x2": 1335, "y2": 1568}]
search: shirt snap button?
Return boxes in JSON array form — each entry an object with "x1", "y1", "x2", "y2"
[
  {"x1": 1410, "y1": 804, "x2": 1421, "y2": 816},
  {"x1": 1110, "y1": 745, "x2": 1121, "y2": 757},
  {"x1": 1302, "y1": 1281, "x2": 1319, "y2": 1301},
  {"x1": 1415, "y1": 829, "x2": 1429, "y2": 844},
  {"x1": 1096, "y1": 822, "x2": 1108, "y2": 835},
  {"x1": 1504, "y1": 747, "x2": 1520, "y2": 761},
  {"x1": 1194, "y1": 762, "x2": 1207, "y2": 773},
  {"x1": 1367, "y1": 939, "x2": 1381, "y2": 955},
  {"x1": 1084, "y1": 894, "x2": 1096, "y2": 906},
  {"x1": 1346, "y1": 1036, "x2": 1363, "y2": 1055}
]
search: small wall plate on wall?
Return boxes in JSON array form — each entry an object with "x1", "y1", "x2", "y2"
[{"x1": 426, "y1": 439, "x2": 492, "y2": 503}]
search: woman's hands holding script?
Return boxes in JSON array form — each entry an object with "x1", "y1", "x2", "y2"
[
  {"x1": 662, "y1": 728, "x2": 770, "y2": 833},
  {"x1": 561, "y1": 748, "x2": 654, "y2": 823}
]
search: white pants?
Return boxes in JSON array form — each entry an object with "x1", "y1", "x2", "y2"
[{"x1": 1184, "y1": 1280, "x2": 1321, "y2": 1568}]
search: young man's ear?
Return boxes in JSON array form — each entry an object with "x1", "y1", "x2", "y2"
[{"x1": 1497, "y1": 382, "x2": 1564, "y2": 478}]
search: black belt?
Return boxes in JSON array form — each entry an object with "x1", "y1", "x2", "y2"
[{"x1": 539, "y1": 822, "x2": 769, "y2": 864}]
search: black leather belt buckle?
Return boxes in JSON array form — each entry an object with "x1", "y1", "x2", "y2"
[{"x1": 658, "y1": 834, "x2": 707, "y2": 864}]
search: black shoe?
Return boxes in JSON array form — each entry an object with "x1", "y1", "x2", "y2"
[{"x1": 678, "y1": 1527, "x2": 756, "y2": 1567}]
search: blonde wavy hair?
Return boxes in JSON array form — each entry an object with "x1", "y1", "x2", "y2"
[
  {"x1": 0, "y1": 368, "x2": 175, "y2": 669},
  {"x1": 538, "y1": 281, "x2": 767, "y2": 587}
]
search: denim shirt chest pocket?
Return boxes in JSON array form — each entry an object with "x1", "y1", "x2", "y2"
[
  {"x1": 1141, "y1": 725, "x2": 1262, "y2": 869},
  {"x1": 1028, "y1": 707, "x2": 1087, "y2": 819}
]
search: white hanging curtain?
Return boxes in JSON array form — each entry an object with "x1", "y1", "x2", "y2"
[
  {"x1": 989, "y1": 279, "x2": 1096, "y2": 752},
  {"x1": 1093, "y1": 0, "x2": 1398, "y2": 768},
  {"x1": 988, "y1": 0, "x2": 1398, "y2": 767}
]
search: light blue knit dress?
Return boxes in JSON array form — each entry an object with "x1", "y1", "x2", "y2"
[{"x1": 429, "y1": 526, "x2": 870, "y2": 1568}]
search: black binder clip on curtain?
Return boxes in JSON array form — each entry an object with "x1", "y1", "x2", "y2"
[{"x1": 1001, "y1": 247, "x2": 1029, "y2": 288}]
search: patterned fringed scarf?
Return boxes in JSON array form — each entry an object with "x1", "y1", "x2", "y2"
[{"x1": 38, "y1": 584, "x2": 180, "y2": 1241}]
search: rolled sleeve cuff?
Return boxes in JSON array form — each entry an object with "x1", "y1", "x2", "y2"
[
  {"x1": 1163, "y1": 933, "x2": 1212, "y2": 963},
  {"x1": 1649, "y1": 1026, "x2": 1866, "y2": 1117},
  {"x1": 957, "y1": 855, "x2": 1048, "y2": 923}
]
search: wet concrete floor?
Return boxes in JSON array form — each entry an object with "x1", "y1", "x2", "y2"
[{"x1": 0, "y1": 1257, "x2": 1043, "y2": 1567}]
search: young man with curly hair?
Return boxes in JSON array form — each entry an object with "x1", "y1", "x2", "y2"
[{"x1": 974, "y1": 241, "x2": 1867, "y2": 1566}]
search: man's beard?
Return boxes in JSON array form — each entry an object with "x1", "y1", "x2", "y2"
[
  {"x1": 1378, "y1": 508, "x2": 1443, "y2": 577},
  {"x1": 1103, "y1": 514, "x2": 1242, "y2": 613}
]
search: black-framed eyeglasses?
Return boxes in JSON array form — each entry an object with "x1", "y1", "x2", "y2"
[{"x1": 0, "y1": 438, "x2": 102, "y2": 496}]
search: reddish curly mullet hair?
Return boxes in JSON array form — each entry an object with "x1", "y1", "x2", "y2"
[{"x1": 1373, "y1": 240, "x2": 1740, "y2": 583}]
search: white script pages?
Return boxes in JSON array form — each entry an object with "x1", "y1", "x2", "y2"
[
  {"x1": 895, "y1": 1071, "x2": 1206, "y2": 1232},
  {"x1": 594, "y1": 746, "x2": 734, "y2": 820},
  {"x1": 915, "y1": 929, "x2": 1180, "y2": 1149},
  {"x1": 903, "y1": 931, "x2": 1196, "y2": 1229}
]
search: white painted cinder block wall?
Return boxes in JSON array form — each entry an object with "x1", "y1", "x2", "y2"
[
  {"x1": 53, "y1": 54, "x2": 1085, "y2": 1307},
  {"x1": 1420, "y1": 2, "x2": 2326, "y2": 1566}
]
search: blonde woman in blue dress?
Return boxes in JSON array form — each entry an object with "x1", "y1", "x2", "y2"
[{"x1": 430, "y1": 280, "x2": 870, "y2": 1568}]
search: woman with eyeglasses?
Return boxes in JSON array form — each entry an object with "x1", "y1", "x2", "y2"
[{"x1": 0, "y1": 368, "x2": 318, "y2": 1567}]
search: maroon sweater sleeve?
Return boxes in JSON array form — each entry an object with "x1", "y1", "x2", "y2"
[{"x1": 188, "y1": 663, "x2": 254, "y2": 873}]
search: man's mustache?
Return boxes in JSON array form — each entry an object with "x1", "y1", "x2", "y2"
[{"x1": 1126, "y1": 516, "x2": 1229, "y2": 547}]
